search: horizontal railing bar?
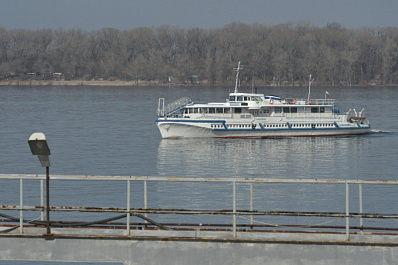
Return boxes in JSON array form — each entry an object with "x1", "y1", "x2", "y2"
[
  {"x1": 1, "y1": 205, "x2": 398, "y2": 219},
  {"x1": 0, "y1": 174, "x2": 397, "y2": 185},
  {"x1": 0, "y1": 220, "x2": 395, "y2": 231},
  {"x1": 1, "y1": 221, "x2": 398, "y2": 233}
]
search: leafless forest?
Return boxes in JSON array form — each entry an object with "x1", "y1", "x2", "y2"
[{"x1": 0, "y1": 22, "x2": 397, "y2": 86}]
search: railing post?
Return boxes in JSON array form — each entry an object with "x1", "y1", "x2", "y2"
[
  {"x1": 127, "y1": 179, "x2": 131, "y2": 236},
  {"x1": 40, "y1": 179, "x2": 44, "y2": 221},
  {"x1": 144, "y1": 180, "x2": 148, "y2": 225},
  {"x1": 359, "y1": 183, "x2": 363, "y2": 233},
  {"x1": 345, "y1": 182, "x2": 350, "y2": 240},
  {"x1": 19, "y1": 178, "x2": 23, "y2": 234},
  {"x1": 250, "y1": 182, "x2": 253, "y2": 229},
  {"x1": 45, "y1": 166, "x2": 50, "y2": 235},
  {"x1": 233, "y1": 180, "x2": 237, "y2": 238}
]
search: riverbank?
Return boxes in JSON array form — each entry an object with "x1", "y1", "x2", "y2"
[
  {"x1": 0, "y1": 79, "x2": 396, "y2": 87},
  {"x1": 0, "y1": 79, "x2": 153, "y2": 86}
]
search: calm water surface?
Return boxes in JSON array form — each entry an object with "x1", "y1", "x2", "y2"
[{"x1": 0, "y1": 85, "x2": 397, "y2": 264}]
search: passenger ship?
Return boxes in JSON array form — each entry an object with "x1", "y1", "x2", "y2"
[{"x1": 156, "y1": 62, "x2": 370, "y2": 138}]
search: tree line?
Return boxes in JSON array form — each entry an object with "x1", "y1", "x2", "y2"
[{"x1": 0, "y1": 22, "x2": 397, "y2": 86}]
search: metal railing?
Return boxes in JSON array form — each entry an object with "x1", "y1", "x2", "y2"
[
  {"x1": 157, "y1": 97, "x2": 192, "y2": 117},
  {"x1": 0, "y1": 174, "x2": 398, "y2": 240},
  {"x1": 308, "y1": 98, "x2": 336, "y2": 105}
]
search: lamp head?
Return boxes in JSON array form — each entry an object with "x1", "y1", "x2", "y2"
[{"x1": 28, "y1": 132, "x2": 51, "y2": 167}]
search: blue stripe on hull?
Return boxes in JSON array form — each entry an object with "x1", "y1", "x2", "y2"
[
  {"x1": 156, "y1": 119, "x2": 225, "y2": 123},
  {"x1": 212, "y1": 126, "x2": 370, "y2": 132}
]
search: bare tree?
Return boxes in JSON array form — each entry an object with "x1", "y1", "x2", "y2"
[{"x1": 1, "y1": 24, "x2": 398, "y2": 86}]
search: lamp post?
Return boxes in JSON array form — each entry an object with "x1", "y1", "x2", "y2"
[{"x1": 28, "y1": 132, "x2": 51, "y2": 235}]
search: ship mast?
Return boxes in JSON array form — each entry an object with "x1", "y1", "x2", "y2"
[
  {"x1": 307, "y1": 74, "x2": 314, "y2": 100},
  {"x1": 234, "y1": 61, "x2": 243, "y2": 93}
]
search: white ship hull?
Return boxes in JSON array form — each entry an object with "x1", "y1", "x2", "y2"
[
  {"x1": 157, "y1": 119, "x2": 371, "y2": 139},
  {"x1": 156, "y1": 62, "x2": 371, "y2": 139}
]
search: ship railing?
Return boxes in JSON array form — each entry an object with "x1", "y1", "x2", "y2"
[
  {"x1": 288, "y1": 98, "x2": 335, "y2": 105},
  {"x1": 308, "y1": 98, "x2": 336, "y2": 105},
  {"x1": 157, "y1": 97, "x2": 192, "y2": 117},
  {"x1": 1, "y1": 174, "x2": 398, "y2": 241}
]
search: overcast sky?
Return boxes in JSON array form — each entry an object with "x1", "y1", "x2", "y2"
[{"x1": 1, "y1": 0, "x2": 397, "y2": 31}]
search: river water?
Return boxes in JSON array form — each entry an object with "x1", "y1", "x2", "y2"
[{"x1": 0, "y1": 85, "x2": 397, "y2": 264}]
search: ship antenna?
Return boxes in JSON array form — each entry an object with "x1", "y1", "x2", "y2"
[
  {"x1": 307, "y1": 74, "x2": 314, "y2": 100},
  {"x1": 234, "y1": 61, "x2": 243, "y2": 93}
]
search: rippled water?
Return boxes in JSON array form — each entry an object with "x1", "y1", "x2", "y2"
[{"x1": 0, "y1": 85, "x2": 397, "y2": 264}]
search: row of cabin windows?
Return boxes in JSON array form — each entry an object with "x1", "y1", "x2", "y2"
[
  {"x1": 264, "y1": 124, "x2": 289, "y2": 128},
  {"x1": 264, "y1": 124, "x2": 334, "y2": 128},
  {"x1": 278, "y1": 107, "x2": 326, "y2": 113},
  {"x1": 211, "y1": 123, "x2": 335, "y2": 129},
  {"x1": 229, "y1": 96, "x2": 263, "y2": 102},
  {"x1": 212, "y1": 124, "x2": 254, "y2": 129},
  {"x1": 183, "y1": 108, "x2": 238, "y2": 114},
  {"x1": 183, "y1": 107, "x2": 327, "y2": 114},
  {"x1": 290, "y1": 123, "x2": 334, "y2": 128}
]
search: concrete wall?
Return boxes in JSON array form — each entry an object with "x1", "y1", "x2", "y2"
[{"x1": 1, "y1": 235, "x2": 398, "y2": 265}]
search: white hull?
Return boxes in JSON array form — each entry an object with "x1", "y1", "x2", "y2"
[
  {"x1": 156, "y1": 63, "x2": 371, "y2": 139},
  {"x1": 157, "y1": 120, "x2": 371, "y2": 139}
]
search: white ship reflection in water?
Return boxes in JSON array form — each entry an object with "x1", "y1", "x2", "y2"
[
  {"x1": 156, "y1": 136, "x2": 369, "y2": 180},
  {"x1": 154, "y1": 137, "x2": 387, "y2": 222}
]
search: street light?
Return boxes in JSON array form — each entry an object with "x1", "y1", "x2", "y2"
[{"x1": 28, "y1": 132, "x2": 51, "y2": 235}]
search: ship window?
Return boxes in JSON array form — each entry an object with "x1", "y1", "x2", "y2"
[
  {"x1": 225, "y1": 108, "x2": 231, "y2": 113},
  {"x1": 201, "y1": 108, "x2": 208, "y2": 113},
  {"x1": 244, "y1": 96, "x2": 248, "y2": 101},
  {"x1": 311, "y1": 107, "x2": 318, "y2": 113},
  {"x1": 283, "y1": 107, "x2": 290, "y2": 113},
  {"x1": 193, "y1": 108, "x2": 199, "y2": 113},
  {"x1": 209, "y1": 108, "x2": 215, "y2": 113},
  {"x1": 216, "y1": 108, "x2": 224, "y2": 113},
  {"x1": 229, "y1": 96, "x2": 236, "y2": 101},
  {"x1": 291, "y1": 107, "x2": 297, "y2": 113},
  {"x1": 320, "y1": 107, "x2": 325, "y2": 113},
  {"x1": 237, "y1": 96, "x2": 243, "y2": 101},
  {"x1": 274, "y1": 108, "x2": 281, "y2": 113},
  {"x1": 234, "y1": 108, "x2": 242, "y2": 113}
]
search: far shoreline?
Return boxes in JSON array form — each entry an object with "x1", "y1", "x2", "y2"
[
  {"x1": 0, "y1": 79, "x2": 396, "y2": 87},
  {"x1": 0, "y1": 80, "x2": 158, "y2": 87}
]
